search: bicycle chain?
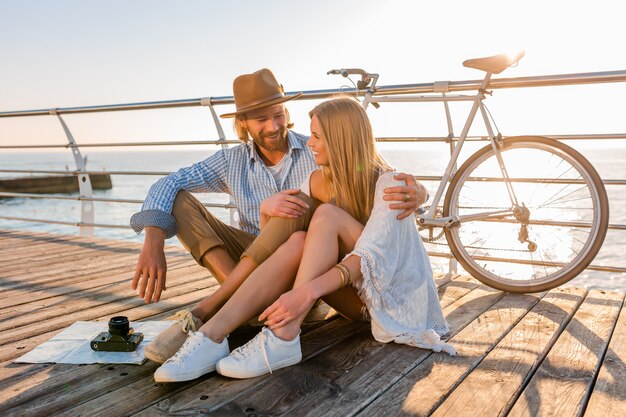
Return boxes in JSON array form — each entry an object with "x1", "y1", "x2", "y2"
[
  {"x1": 425, "y1": 239, "x2": 533, "y2": 253},
  {"x1": 420, "y1": 205, "x2": 530, "y2": 246}
]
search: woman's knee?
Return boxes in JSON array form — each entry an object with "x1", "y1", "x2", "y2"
[{"x1": 310, "y1": 203, "x2": 340, "y2": 226}]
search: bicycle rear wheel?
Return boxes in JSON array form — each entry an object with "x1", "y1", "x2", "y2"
[{"x1": 444, "y1": 136, "x2": 609, "y2": 293}]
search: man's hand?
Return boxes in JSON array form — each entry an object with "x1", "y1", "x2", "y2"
[
  {"x1": 132, "y1": 226, "x2": 167, "y2": 303},
  {"x1": 383, "y1": 173, "x2": 429, "y2": 220},
  {"x1": 260, "y1": 189, "x2": 309, "y2": 219}
]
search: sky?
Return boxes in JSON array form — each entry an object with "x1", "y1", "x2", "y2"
[{"x1": 1, "y1": 0, "x2": 625, "y2": 151}]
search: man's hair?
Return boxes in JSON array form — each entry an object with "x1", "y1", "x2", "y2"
[
  {"x1": 309, "y1": 96, "x2": 392, "y2": 224},
  {"x1": 233, "y1": 106, "x2": 295, "y2": 143}
]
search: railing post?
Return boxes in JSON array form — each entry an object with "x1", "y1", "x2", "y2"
[
  {"x1": 201, "y1": 98, "x2": 238, "y2": 227},
  {"x1": 52, "y1": 110, "x2": 94, "y2": 236},
  {"x1": 435, "y1": 81, "x2": 459, "y2": 275}
]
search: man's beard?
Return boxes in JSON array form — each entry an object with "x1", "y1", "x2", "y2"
[{"x1": 254, "y1": 127, "x2": 289, "y2": 152}]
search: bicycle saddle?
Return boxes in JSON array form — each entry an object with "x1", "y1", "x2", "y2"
[{"x1": 463, "y1": 51, "x2": 525, "y2": 74}]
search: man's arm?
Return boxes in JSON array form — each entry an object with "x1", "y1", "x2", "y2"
[
  {"x1": 130, "y1": 151, "x2": 229, "y2": 303},
  {"x1": 383, "y1": 172, "x2": 429, "y2": 220}
]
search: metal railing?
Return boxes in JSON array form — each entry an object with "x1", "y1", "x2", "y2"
[{"x1": 1, "y1": 69, "x2": 626, "y2": 276}]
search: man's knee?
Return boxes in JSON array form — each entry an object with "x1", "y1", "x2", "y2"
[{"x1": 172, "y1": 190, "x2": 197, "y2": 220}]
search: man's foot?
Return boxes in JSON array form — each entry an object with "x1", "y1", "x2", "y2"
[
  {"x1": 216, "y1": 327, "x2": 301, "y2": 379},
  {"x1": 144, "y1": 310, "x2": 204, "y2": 364},
  {"x1": 153, "y1": 331, "x2": 229, "y2": 382}
]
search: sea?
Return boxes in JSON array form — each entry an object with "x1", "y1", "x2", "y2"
[{"x1": 1, "y1": 145, "x2": 625, "y2": 290}]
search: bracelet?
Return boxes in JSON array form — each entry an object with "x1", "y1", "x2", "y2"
[
  {"x1": 334, "y1": 265, "x2": 346, "y2": 288},
  {"x1": 334, "y1": 263, "x2": 351, "y2": 288}
]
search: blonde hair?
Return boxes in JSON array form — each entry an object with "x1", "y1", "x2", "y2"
[
  {"x1": 309, "y1": 97, "x2": 392, "y2": 224},
  {"x1": 234, "y1": 106, "x2": 294, "y2": 143}
]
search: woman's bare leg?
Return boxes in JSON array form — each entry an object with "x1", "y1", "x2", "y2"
[
  {"x1": 272, "y1": 204, "x2": 366, "y2": 341},
  {"x1": 198, "y1": 232, "x2": 306, "y2": 343},
  {"x1": 188, "y1": 194, "x2": 315, "y2": 323}
]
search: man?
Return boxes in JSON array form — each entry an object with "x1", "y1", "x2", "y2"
[{"x1": 130, "y1": 68, "x2": 427, "y2": 363}]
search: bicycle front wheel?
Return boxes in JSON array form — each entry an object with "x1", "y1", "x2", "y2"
[{"x1": 444, "y1": 136, "x2": 609, "y2": 293}]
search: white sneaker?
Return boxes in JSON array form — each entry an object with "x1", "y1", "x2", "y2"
[
  {"x1": 154, "y1": 331, "x2": 229, "y2": 383},
  {"x1": 216, "y1": 327, "x2": 302, "y2": 379}
]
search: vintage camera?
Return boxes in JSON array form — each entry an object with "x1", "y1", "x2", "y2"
[{"x1": 90, "y1": 316, "x2": 143, "y2": 352}]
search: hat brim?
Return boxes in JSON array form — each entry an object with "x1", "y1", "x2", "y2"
[{"x1": 220, "y1": 92, "x2": 303, "y2": 118}]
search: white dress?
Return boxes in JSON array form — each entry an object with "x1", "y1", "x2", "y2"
[{"x1": 302, "y1": 171, "x2": 456, "y2": 355}]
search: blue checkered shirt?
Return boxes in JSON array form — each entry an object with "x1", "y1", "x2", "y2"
[{"x1": 130, "y1": 130, "x2": 317, "y2": 238}]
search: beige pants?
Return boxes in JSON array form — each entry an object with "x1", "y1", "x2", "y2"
[{"x1": 172, "y1": 190, "x2": 317, "y2": 266}]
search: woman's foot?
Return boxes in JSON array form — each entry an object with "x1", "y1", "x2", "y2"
[
  {"x1": 154, "y1": 331, "x2": 229, "y2": 382},
  {"x1": 216, "y1": 327, "x2": 301, "y2": 379}
]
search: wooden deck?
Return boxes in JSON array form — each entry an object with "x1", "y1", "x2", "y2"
[{"x1": 0, "y1": 228, "x2": 624, "y2": 417}]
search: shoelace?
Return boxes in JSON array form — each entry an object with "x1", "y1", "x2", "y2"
[
  {"x1": 165, "y1": 331, "x2": 200, "y2": 364},
  {"x1": 168, "y1": 310, "x2": 198, "y2": 333},
  {"x1": 233, "y1": 327, "x2": 273, "y2": 374}
]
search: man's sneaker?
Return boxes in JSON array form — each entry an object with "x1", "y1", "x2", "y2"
[
  {"x1": 216, "y1": 327, "x2": 302, "y2": 379},
  {"x1": 144, "y1": 310, "x2": 203, "y2": 364},
  {"x1": 153, "y1": 331, "x2": 229, "y2": 382}
]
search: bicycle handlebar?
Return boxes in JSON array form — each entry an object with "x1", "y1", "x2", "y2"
[{"x1": 327, "y1": 68, "x2": 378, "y2": 89}]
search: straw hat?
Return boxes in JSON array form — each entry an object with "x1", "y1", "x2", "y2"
[{"x1": 220, "y1": 68, "x2": 302, "y2": 118}]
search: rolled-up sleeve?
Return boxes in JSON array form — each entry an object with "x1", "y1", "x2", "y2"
[{"x1": 130, "y1": 151, "x2": 230, "y2": 238}]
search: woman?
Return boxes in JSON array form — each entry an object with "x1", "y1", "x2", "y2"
[{"x1": 154, "y1": 97, "x2": 454, "y2": 383}]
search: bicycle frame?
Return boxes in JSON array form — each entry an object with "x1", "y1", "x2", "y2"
[{"x1": 359, "y1": 71, "x2": 521, "y2": 228}]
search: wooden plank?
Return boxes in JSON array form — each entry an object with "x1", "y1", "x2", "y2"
[
  {"x1": 0, "y1": 230, "x2": 91, "y2": 244},
  {"x1": 0, "y1": 240, "x2": 140, "y2": 269},
  {"x1": 0, "y1": 257, "x2": 197, "y2": 312},
  {"x1": 0, "y1": 274, "x2": 217, "y2": 346},
  {"x1": 0, "y1": 280, "x2": 219, "y2": 363},
  {"x1": 0, "y1": 246, "x2": 188, "y2": 292},
  {"x1": 0, "y1": 289, "x2": 221, "y2": 415},
  {"x1": 162, "y1": 284, "x2": 504, "y2": 416},
  {"x1": 0, "y1": 237, "x2": 78, "y2": 254},
  {"x1": 0, "y1": 245, "x2": 189, "y2": 294},
  {"x1": 88, "y1": 274, "x2": 475, "y2": 416},
  {"x1": 1, "y1": 315, "x2": 348, "y2": 416},
  {"x1": 2, "y1": 243, "x2": 186, "y2": 280},
  {"x1": 0, "y1": 264, "x2": 210, "y2": 334},
  {"x1": 1, "y1": 246, "x2": 142, "y2": 278},
  {"x1": 0, "y1": 259, "x2": 200, "y2": 315},
  {"x1": 0, "y1": 300, "x2": 204, "y2": 402},
  {"x1": 424, "y1": 287, "x2": 587, "y2": 417},
  {"x1": 284, "y1": 287, "x2": 539, "y2": 417},
  {"x1": 128, "y1": 320, "x2": 368, "y2": 417},
  {"x1": 507, "y1": 289, "x2": 624, "y2": 417},
  {"x1": 584, "y1": 297, "x2": 626, "y2": 417}
]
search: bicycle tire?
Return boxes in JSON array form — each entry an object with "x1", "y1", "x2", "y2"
[{"x1": 443, "y1": 136, "x2": 609, "y2": 293}]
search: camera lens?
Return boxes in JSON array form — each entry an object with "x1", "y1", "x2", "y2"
[{"x1": 108, "y1": 316, "x2": 130, "y2": 336}]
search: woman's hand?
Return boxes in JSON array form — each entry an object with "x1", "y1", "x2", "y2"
[{"x1": 259, "y1": 286, "x2": 317, "y2": 330}]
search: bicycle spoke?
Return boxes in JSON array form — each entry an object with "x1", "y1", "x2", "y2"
[{"x1": 539, "y1": 184, "x2": 590, "y2": 208}]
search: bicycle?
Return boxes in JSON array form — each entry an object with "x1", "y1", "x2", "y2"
[{"x1": 329, "y1": 52, "x2": 609, "y2": 293}]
